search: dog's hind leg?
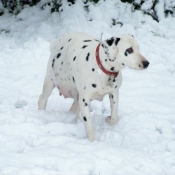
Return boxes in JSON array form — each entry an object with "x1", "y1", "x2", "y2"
[
  {"x1": 70, "y1": 99, "x2": 80, "y2": 122},
  {"x1": 38, "y1": 72, "x2": 55, "y2": 110}
]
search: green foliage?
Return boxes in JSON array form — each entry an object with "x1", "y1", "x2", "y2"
[
  {"x1": 67, "y1": 0, "x2": 75, "y2": 4},
  {"x1": 0, "y1": 9, "x2": 3, "y2": 16},
  {"x1": 121, "y1": 0, "x2": 133, "y2": 3},
  {"x1": 150, "y1": 31, "x2": 162, "y2": 37},
  {"x1": 84, "y1": 0, "x2": 101, "y2": 4},
  {"x1": 91, "y1": 0, "x2": 100, "y2": 3},
  {"x1": 0, "y1": 0, "x2": 40, "y2": 14},
  {"x1": 49, "y1": 0, "x2": 75, "y2": 13},
  {"x1": 0, "y1": 0, "x2": 77, "y2": 14},
  {"x1": 111, "y1": 19, "x2": 123, "y2": 27},
  {"x1": 0, "y1": 0, "x2": 174, "y2": 22},
  {"x1": 122, "y1": 0, "x2": 175, "y2": 22},
  {"x1": 51, "y1": 0, "x2": 62, "y2": 13}
]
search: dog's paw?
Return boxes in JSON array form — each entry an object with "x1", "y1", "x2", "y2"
[
  {"x1": 106, "y1": 116, "x2": 118, "y2": 125},
  {"x1": 88, "y1": 134, "x2": 96, "y2": 142}
]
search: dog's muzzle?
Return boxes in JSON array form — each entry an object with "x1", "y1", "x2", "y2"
[{"x1": 142, "y1": 61, "x2": 150, "y2": 69}]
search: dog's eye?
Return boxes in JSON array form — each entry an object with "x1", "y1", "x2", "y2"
[{"x1": 126, "y1": 47, "x2": 133, "y2": 54}]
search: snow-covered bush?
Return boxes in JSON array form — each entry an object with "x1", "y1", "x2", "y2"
[
  {"x1": 50, "y1": 0, "x2": 63, "y2": 13},
  {"x1": 0, "y1": 0, "x2": 175, "y2": 22},
  {"x1": 0, "y1": 1, "x2": 4, "y2": 15},
  {"x1": 41, "y1": 0, "x2": 76, "y2": 13},
  {"x1": 0, "y1": 0, "x2": 40, "y2": 14},
  {"x1": 122, "y1": 0, "x2": 175, "y2": 22}
]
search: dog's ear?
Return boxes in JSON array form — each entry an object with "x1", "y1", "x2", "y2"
[
  {"x1": 106, "y1": 37, "x2": 114, "y2": 46},
  {"x1": 115, "y1": 38, "x2": 120, "y2": 46}
]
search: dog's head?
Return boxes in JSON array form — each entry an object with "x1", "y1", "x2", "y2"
[{"x1": 104, "y1": 35, "x2": 149, "y2": 70}]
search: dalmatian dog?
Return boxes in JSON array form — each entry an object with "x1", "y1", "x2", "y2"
[{"x1": 38, "y1": 32, "x2": 149, "y2": 141}]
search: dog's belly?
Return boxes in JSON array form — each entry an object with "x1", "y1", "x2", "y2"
[
  {"x1": 53, "y1": 75, "x2": 78, "y2": 99},
  {"x1": 94, "y1": 94, "x2": 104, "y2": 101}
]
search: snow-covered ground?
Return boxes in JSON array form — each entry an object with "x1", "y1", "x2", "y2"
[{"x1": 0, "y1": 1, "x2": 175, "y2": 175}]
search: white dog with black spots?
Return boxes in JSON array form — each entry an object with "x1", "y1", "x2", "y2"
[{"x1": 38, "y1": 32, "x2": 149, "y2": 141}]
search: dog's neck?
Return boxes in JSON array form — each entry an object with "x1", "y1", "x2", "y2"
[
  {"x1": 98, "y1": 42, "x2": 122, "y2": 73},
  {"x1": 95, "y1": 43, "x2": 119, "y2": 78}
]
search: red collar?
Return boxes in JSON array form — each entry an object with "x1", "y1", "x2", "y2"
[{"x1": 95, "y1": 43, "x2": 119, "y2": 78}]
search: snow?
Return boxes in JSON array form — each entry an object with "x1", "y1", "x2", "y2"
[
  {"x1": 0, "y1": 0, "x2": 175, "y2": 174},
  {"x1": 155, "y1": 0, "x2": 165, "y2": 21}
]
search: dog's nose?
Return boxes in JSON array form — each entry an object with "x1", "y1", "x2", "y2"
[{"x1": 142, "y1": 61, "x2": 149, "y2": 69}]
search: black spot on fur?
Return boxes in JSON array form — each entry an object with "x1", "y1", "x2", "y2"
[
  {"x1": 95, "y1": 39, "x2": 99, "y2": 42},
  {"x1": 73, "y1": 56, "x2": 76, "y2": 61},
  {"x1": 82, "y1": 45, "x2": 88, "y2": 49},
  {"x1": 115, "y1": 38, "x2": 120, "y2": 45},
  {"x1": 125, "y1": 52, "x2": 128, "y2": 56},
  {"x1": 72, "y1": 77, "x2": 75, "y2": 82},
  {"x1": 109, "y1": 94, "x2": 113, "y2": 99},
  {"x1": 68, "y1": 39, "x2": 72, "y2": 42},
  {"x1": 92, "y1": 84, "x2": 97, "y2": 88},
  {"x1": 83, "y1": 99, "x2": 85, "y2": 102},
  {"x1": 113, "y1": 79, "x2": 115, "y2": 82},
  {"x1": 57, "y1": 53, "x2": 61, "y2": 58},
  {"x1": 101, "y1": 44, "x2": 104, "y2": 48},
  {"x1": 83, "y1": 116, "x2": 87, "y2": 121},
  {"x1": 60, "y1": 47, "x2": 63, "y2": 50},
  {"x1": 61, "y1": 61, "x2": 63, "y2": 65},
  {"x1": 85, "y1": 103, "x2": 88, "y2": 106},
  {"x1": 86, "y1": 53, "x2": 90, "y2": 61},
  {"x1": 110, "y1": 67, "x2": 115, "y2": 71},
  {"x1": 92, "y1": 68, "x2": 95, "y2": 71},
  {"x1": 122, "y1": 63, "x2": 125, "y2": 66},
  {"x1": 106, "y1": 37, "x2": 114, "y2": 46},
  {"x1": 84, "y1": 40, "x2": 91, "y2": 42},
  {"x1": 52, "y1": 58, "x2": 55, "y2": 68},
  {"x1": 105, "y1": 59, "x2": 107, "y2": 62},
  {"x1": 115, "y1": 85, "x2": 117, "y2": 88},
  {"x1": 109, "y1": 59, "x2": 114, "y2": 62}
]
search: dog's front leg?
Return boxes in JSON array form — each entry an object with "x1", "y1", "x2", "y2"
[
  {"x1": 78, "y1": 95, "x2": 95, "y2": 142},
  {"x1": 106, "y1": 89, "x2": 119, "y2": 125}
]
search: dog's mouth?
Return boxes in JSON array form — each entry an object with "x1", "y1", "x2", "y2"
[
  {"x1": 129, "y1": 65, "x2": 148, "y2": 70},
  {"x1": 126, "y1": 60, "x2": 150, "y2": 70}
]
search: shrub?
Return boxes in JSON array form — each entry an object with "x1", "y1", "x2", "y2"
[
  {"x1": 0, "y1": 0, "x2": 40, "y2": 14},
  {"x1": 122, "y1": 0, "x2": 175, "y2": 22},
  {"x1": 0, "y1": 0, "x2": 174, "y2": 22}
]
